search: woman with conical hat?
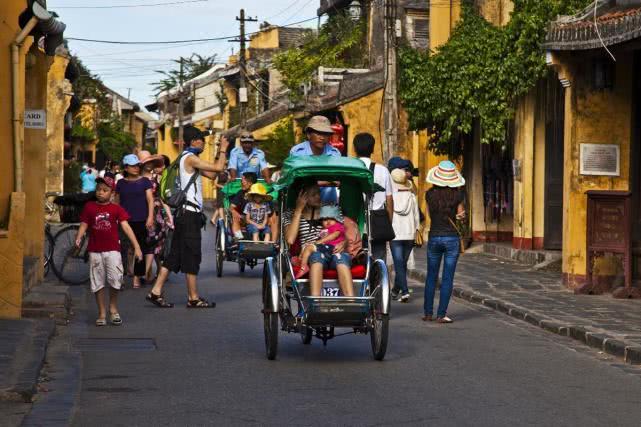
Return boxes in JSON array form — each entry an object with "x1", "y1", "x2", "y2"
[{"x1": 423, "y1": 160, "x2": 466, "y2": 324}]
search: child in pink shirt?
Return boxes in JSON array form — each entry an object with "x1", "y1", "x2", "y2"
[{"x1": 295, "y1": 205, "x2": 345, "y2": 279}]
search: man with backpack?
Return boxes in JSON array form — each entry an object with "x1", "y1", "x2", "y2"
[{"x1": 147, "y1": 126, "x2": 229, "y2": 308}]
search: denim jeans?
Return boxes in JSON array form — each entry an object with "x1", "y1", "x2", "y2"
[
  {"x1": 424, "y1": 236, "x2": 460, "y2": 317},
  {"x1": 371, "y1": 241, "x2": 387, "y2": 262},
  {"x1": 309, "y1": 250, "x2": 351, "y2": 269},
  {"x1": 390, "y1": 240, "x2": 414, "y2": 295}
]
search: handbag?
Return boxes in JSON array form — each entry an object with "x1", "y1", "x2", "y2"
[
  {"x1": 368, "y1": 162, "x2": 396, "y2": 242},
  {"x1": 414, "y1": 225, "x2": 425, "y2": 248},
  {"x1": 447, "y1": 217, "x2": 466, "y2": 254}
]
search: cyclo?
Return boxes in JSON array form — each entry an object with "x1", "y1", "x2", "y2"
[
  {"x1": 262, "y1": 156, "x2": 391, "y2": 360},
  {"x1": 214, "y1": 179, "x2": 277, "y2": 276}
]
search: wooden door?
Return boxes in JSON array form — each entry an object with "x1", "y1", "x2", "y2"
[
  {"x1": 544, "y1": 74, "x2": 565, "y2": 250},
  {"x1": 631, "y1": 51, "x2": 641, "y2": 278}
]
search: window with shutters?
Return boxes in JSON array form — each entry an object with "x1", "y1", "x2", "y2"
[{"x1": 406, "y1": 11, "x2": 429, "y2": 50}]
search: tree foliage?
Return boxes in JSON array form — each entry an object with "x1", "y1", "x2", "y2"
[
  {"x1": 273, "y1": 11, "x2": 367, "y2": 100},
  {"x1": 151, "y1": 53, "x2": 218, "y2": 94},
  {"x1": 96, "y1": 118, "x2": 137, "y2": 162},
  {"x1": 261, "y1": 118, "x2": 296, "y2": 166},
  {"x1": 398, "y1": 0, "x2": 592, "y2": 154}
]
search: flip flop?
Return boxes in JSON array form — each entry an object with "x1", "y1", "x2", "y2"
[{"x1": 95, "y1": 318, "x2": 107, "y2": 326}]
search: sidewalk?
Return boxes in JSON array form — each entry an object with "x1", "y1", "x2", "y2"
[{"x1": 405, "y1": 249, "x2": 641, "y2": 365}]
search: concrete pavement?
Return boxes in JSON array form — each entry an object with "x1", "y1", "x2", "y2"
[{"x1": 20, "y1": 230, "x2": 641, "y2": 426}]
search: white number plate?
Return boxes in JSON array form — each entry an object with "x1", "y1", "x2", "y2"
[{"x1": 321, "y1": 287, "x2": 340, "y2": 297}]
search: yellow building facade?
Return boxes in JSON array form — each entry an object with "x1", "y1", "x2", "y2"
[{"x1": 0, "y1": 0, "x2": 70, "y2": 318}]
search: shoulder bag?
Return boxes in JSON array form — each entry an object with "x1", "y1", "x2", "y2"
[
  {"x1": 447, "y1": 217, "x2": 466, "y2": 254},
  {"x1": 368, "y1": 162, "x2": 396, "y2": 242}
]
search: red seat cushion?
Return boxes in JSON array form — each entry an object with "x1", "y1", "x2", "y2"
[{"x1": 292, "y1": 264, "x2": 366, "y2": 279}]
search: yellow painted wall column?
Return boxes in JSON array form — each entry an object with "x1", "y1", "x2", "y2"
[
  {"x1": 512, "y1": 91, "x2": 535, "y2": 249},
  {"x1": 46, "y1": 55, "x2": 71, "y2": 195},
  {"x1": 23, "y1": 46, "x2": 49, "y2": 283},
  {"x1": 533, "y1": 84, "x2": 546, "y2": 249},
  {"x1": 0, "y1": 193, "x2": 26, "y2": 318}
]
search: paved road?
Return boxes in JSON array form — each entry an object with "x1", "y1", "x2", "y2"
[{"x1": 27, "y1": 231, "x2": 641, "y2": 426}]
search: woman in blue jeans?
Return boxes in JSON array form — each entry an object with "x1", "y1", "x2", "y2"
[{"x1": 423, "y1": 160, "x2": 466, "y2": 324}]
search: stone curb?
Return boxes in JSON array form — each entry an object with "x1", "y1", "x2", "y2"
[
  {"x1": 405, "y1": 268, "x2": 641, "y2": 366},
  {"x1": 0, "y1": 319, "x2": 56, "y2": 403}
]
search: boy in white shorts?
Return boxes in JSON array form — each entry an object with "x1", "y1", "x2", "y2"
[{"x1": 75, "y1": 176, "x2": 142, "y2": 326}]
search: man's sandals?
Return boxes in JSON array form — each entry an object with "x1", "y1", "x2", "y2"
[
  {"x1": 146, "y1": 292, "x2": 174, "y2": 308},
  {"x1": 186, "y1": 298, "x2": 216, "y2": 308}
]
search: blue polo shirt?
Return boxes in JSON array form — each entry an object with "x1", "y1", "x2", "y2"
[
  {"x1": 290, "y1": 141, "x2": 341, "y2": 203},
  {"x1": 229, "y1": 146, "x2": 268, "y2": 176}
]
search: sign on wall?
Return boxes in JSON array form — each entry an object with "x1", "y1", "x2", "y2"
[
  {"x1": 24, "y1": 110, "x2": 47, "y2": 129},
  {"x1": 580, "y1": 143, "x2": 620, "y2": 176}
]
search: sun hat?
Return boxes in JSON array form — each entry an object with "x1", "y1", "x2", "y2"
[
  {"x1": 245, "y1": 183, "x2": 273, "y2": 201},
  {"x1": 95, "y1": 176, "x2": 115, "y2": 190},
  {"x1": 122, "y1": 154, "x2": 141, "y2": 166},
  {"x1": 390, "y1": 168, "x2": 411, "y2": 190},
  {"x1": 305, "y1": 115, "x2": 334, "y2": 134},
  {"x1": 426, "y1": 160, "x2": 465, "y2": 188},
  {"x1": 388, "y1": 156, "x2": 411, "y2": 171},
  {"x1": 318, "y1": 205, "x2": 342, "y2": 222},
  {"x1": 138, "y1": 150, "x2": 165, "y2": 168}
]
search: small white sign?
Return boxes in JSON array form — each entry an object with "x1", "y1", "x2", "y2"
[
  {"x1": 580, "y1": 143, "x2": 620, "y2": 176},
  {"x1": 24, "y1": 110, "x2": 46, "y2": 129},
  {"x1": 239, "y1": 87, "x2": 248, "y2": 103}
]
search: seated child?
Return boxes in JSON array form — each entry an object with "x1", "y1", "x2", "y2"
[
  {"x1": 244, "y1": 183, "x2": 273, "y2": 242},
  {"x1": 295, "y1": 205, "x2": 345, "y2": 279}
]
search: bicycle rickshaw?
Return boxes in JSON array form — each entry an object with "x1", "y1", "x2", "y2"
[
  {"x1": 262, "y1": 156, "x2": 391, "y2": 361},
  {"x1": 214, "y1": 179, "x2": 278, "y2": 277}
]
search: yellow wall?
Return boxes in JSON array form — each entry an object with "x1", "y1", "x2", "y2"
[
  {"x1": 557, "y1": 54, "x2": 633, "y2": 287},
  {"x1": 249, "y1": 27, "x2": 280, "y2": 50},
  {"x1": 0, "y1": 193, "x2": 26, "y2": 318},
  {"x1": 512, "y1": 91, "x2": 535, "y2": 247},
  {"x1": 477, "y1": 0, "x2": 514, "y2": 27},
  {"x1": 46, "y1": 55, "x2": 71, "y2": 194},
  {"x1": 429, "y1": 0, "x2": 461, "y2": 50}
]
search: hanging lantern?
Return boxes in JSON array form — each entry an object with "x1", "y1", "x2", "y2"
[
  {"x1": 349, "y1": 1, "x2": 362, "y2": 21},
  {"x1": 329, "y1": 121, "x2": 345, "y2": 155}
]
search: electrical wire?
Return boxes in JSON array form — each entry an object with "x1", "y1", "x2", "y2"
[
  {"x1": 593, "y1": 0, "x2": 616, "y2": 62},
  {"x1": 66, "y1": 17, "x2": 318, "y2": 45},
  {"x1": 53, "y1": 0, "x2": 209, "y2": 9}
]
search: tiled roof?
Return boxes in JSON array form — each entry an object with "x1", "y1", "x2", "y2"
[{"x1": 545, "y1": 1, "x2": 641, "y2": 50}]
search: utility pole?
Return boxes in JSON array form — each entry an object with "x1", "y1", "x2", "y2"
[
  {"x1": 178, "y1": 57, "x2": 185, "y2": 151},
  {"x1": 383, "y1": 0, "x2": 398, "y2": 162},
  {"x1": 230, "y1": 9, "x2": 257, "y2": 128}
]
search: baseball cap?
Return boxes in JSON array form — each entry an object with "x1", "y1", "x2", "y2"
[
  {"x1": 388, "y1": 156, "x2": 411, "y2": 171},
  {"x1": 122, "y1": 154, "x2": 141, "y2": 166},
  {"x1": 96, "y1": 176, "x2": 115, "y2": 190}
]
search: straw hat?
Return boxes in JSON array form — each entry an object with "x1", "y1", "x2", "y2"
[
  {"x1": 391, "y1": 168, "x2": 412, "y2": 190},
  {"x1": 426, "y1": 160, "x2": 465, "y2": 187},
  {"x1": 305, "y1": 115, "x2": 333, "y2": 134},
  {"x1": 245, "y1": 183, "x2": 273, "y2": 201},
  {"x1": 138, "y1": 150, "x2": 165, "y2": 168}
]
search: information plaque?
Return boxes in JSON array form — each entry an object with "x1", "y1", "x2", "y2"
[{"x1": 580, "y1": 143, "x2": 620, "y2": 176}]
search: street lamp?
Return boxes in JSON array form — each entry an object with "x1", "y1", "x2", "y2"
[{"x1": 349, "y1": 0, "x2": 362, "y2": 21}]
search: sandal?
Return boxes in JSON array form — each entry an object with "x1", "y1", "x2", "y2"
[
  {"x1": 186, "y1": 298, "x2": 216, "y2": 308},
  {"x1": 421, "y1": 315, "x2": 433, "y2": 322},
  {"x1": 437, "y1": 316, "x2": 453, "y2": 324},
  {"x1": 95, "y1": 318, "x2": 107, "y2": 326},
  {"x1": 110, "y1": 313, "x2": 122, "y2": 326},
  {"x1": 146, "y1": 292, "x2": 174, "y2": 308},
  {"x1": 294, "y1": 265, "x2": 309, "y2": 280}
]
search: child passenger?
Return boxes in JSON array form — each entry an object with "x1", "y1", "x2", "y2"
[
  {"x1": 295, "y1": 205, "x2": 345, "y2": 279},
  {"x1": 244, "y1": 183, "x2": 273, "y2": 242},
  {"x1": 75, "y1": 177, "x2": 142, "y2": 326}
]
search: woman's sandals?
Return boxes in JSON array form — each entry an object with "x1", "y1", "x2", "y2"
[
  {"x1": 146, "y1": 292, "x2": 174, "y2": 308},
  {"x1": 186, "y1": 298, "x2": 216, "y2": 308}
]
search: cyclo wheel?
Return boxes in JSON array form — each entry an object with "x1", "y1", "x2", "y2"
[
  {"x1": 238, "y1": 259, "x2": 246, "y2": 273},
  {"x1": 215, "y1": 224, "x2": 224, "y2": 277},
  {"x1": 52, "y1": 224, "x2": 90, "y2": 285},
  {"x1": 370, "y1": 262, "x2": 390, "y2": 361},
  {"x1": 300, "y1": 326, "x2": 313, "y2": 345},
  {"x1": 43, "y1": 226, "x2": 55, "y2": 276},
  {"x1": 262, "y1": 260, "x2": 279, "y2": 360}
]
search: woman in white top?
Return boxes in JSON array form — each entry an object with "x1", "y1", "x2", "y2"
[{"x1": 390, "y1": 168, "x2": 420, "y2": 302}]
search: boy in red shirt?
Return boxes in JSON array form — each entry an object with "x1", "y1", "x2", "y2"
[{"x1": 75, "y1": 177, "x2": 142, "y2": 326}]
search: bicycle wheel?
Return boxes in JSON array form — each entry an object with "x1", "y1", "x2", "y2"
[
  {"x1": 43, "y1": 226, "x2": 55, "y2": 276},
  {"x1": 52, "y1": 225, "x2": 90, "y2": 285}
]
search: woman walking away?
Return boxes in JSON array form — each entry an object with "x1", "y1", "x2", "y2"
[
  {"x1": 390, "y1": 169, "x2": 420, "y2": 303},
  {"x1": 116, "y1": 154, "x2": 154, "y2": 289},
  {"x1": 423, "y1": 160, "x2": 466, "y2": 324}
]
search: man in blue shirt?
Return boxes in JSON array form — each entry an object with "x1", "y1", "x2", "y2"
[
  {"x1": 290, "y1": 115, "x2": 340, "y2": 203},
  {"x1": 228, "y1": 131, "x2": 270, "y2": 182}
]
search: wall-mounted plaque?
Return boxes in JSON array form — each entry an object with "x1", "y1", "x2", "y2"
[{"x1": 580, "y1": 143, "x2": 620, "y2": 176}]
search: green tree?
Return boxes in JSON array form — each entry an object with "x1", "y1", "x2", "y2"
[
  {"x1": 96, "y1": 118, "x2": 137, "y2": 162},
  {"x1": 151, "y1": 53, "x2": 218, "y2": 94},
  {"x1": 261, "y1": 118, "x2": 296, "y2": 166}
]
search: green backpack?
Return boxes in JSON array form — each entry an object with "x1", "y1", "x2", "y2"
[{"x1": 160, "y1": 152, "x2": 199, "y2": 209}]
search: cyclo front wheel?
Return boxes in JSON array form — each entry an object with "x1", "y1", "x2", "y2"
[
  {"x1": 215, "y1": 223, "x2": 224, "y2": 277},
  {"x1": 262, "y1": 260, "x2": 279, "y2": 360},
  {"x1": 52, "y1": 224, "x2": 90, "y2": 285},
  {"x1": 370, "y1": 261, "x2": 389, "y2": 361}
]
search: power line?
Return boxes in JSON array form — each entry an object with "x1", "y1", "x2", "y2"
[
  {"x1": 65, "y1": 17, "x2": 317, "y2": 45},
  {"x1": 53, "y1": 0, "x2": 209, "y2": 9}
]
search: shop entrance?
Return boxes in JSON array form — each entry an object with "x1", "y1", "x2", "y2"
[
  {"x1": 544, "y1": 73, "x2": 565, "y2": 250},
  {"x1": 631, "y1": 50, "x2": 641, "y2": 279}
]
